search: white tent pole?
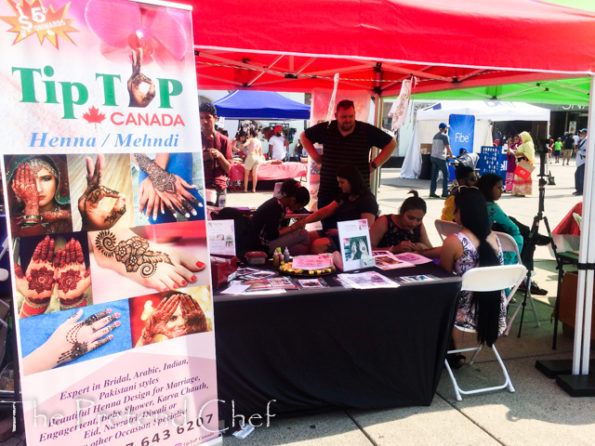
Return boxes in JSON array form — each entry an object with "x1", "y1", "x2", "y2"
[
  {"x1": 371, "y1": 95, "x2": 383, "y2": 196},
  {"x1": 572, "y1": 74, "x2": 594, "y2": 376}
]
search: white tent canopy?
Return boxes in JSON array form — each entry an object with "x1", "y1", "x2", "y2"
[
  {"x1": 417, "y1": 100, "x2": 550, "y2": 122},
  {"x1": 401, "y1": 101, "x2": 550, "y2": 179}
]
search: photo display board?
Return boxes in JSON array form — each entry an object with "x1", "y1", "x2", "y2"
[{"x1": 0, "y1": 1, "x2": 220, "y2": 445}]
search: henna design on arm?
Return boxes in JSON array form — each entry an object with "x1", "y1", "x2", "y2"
[
  {"x1": 55, "y1": 309, "x2": 118, "y2": 366},
  {"x1": 95, "y1": 230, "x2": 173, "y2": 278},
  {"x1": 134, "y1": 154, "x2": 176, "y2": 193},
  {"x1": 39, "y1": 209, "x2": 71, "y2": 223}
]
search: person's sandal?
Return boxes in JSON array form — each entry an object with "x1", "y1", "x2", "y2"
[{"x1": 446, "y1": 353, "x2": 466, "y2": 369}]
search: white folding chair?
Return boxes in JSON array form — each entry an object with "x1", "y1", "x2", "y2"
[
  {"x1": 434, "y1": 219, "x2": 463, "y2": 241},
  {"x1": 444, "y1": 264, "x2": 527, "y2": 401},
  {"x1": 493, "y1": 231, "x2": 540, "y2": 334}
]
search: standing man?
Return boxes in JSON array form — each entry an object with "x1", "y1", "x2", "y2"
[
  {"x1": 269, "y1": 126, "x2": 287, "y2": 161},
  {"x1": 429, "y1": 122, "x2": 453, "y2": 198},
  {"x1": 300, "y1": 100, "x2": 396, "y2": 209},
  {"x1": 199, "y1": 102, "x2": 232, "y2": 206},
  {"x1": 574, "y1": 128, "x2": 588, "y2": 196},
  {"x1": 562, "y1": 132, "x2": 575, "y2": 166}
]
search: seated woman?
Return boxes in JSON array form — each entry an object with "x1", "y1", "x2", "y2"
[
  {"x1": 441, "y1": 164, "x2": 477, "y2": 222},
  {"x1": 370, "y1": 190, "x2": 432, "y2": 253},
  {"x1": 251, "y1": 179, "x2": 311, "y2": 255},
  {"x1": 477, "y1": 173, "x2": 548, "y2": 294},
  {"x1": 439, "y1": 188, "x2": 505, "y2": 364},
  {"x1": 286, "y1": 164, "x2": 378, "y2": 253},
  {"x1": 477, "y1": 173, "x2": 524, "y2": 264}
]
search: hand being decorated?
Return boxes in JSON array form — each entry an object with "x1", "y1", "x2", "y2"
[{"x1": 78, "y1": 154, "x2": 127, "y2": 230}]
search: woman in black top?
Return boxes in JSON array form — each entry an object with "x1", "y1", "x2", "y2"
[
  {"x1": 287, "y1": 164, "x2": 378, "y2": 253},
  {"x1": 370, "y1": 190, "x2": 432, "y2": 253}
]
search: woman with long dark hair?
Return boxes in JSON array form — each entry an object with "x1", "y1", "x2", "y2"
[
  {"x1": 476, "y1": 173, "x2": 549, "y2": 294},
  {"x1": 439, "y1": 188, "x2": 505, "y2": 350},
  {"x1": 371, "y1": 190, "x2": 432, "y2": 253},
  {"x1": 286, "y1": 164, "x2": 378, "y2": 253}
]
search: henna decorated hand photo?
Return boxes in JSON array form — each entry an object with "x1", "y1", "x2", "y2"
[
  {"x1": 179, "y1": 292, "x2": 208, "y2": 334},
  {"x1": 78, "y1": 155, "x2": 127, "y2": 230},
  {"x1": 136, "y1": 292, "x2": 207, "y2": 346},
  {"x1": 134, "y1": 154, "x2": 199, "y2": 219},
  {"x1": 11, "y1": 163, "x2": 40, "y2": 217},
  {"x1": 91, "y1": 228, "x2": 206, "y2": 293},
  {"x1": 54, "y1": 238, "x2": 91, "y2": 309},
  {"x1": 127, "y1": 48, "x2": 156, "y2": 107},
  {"x1": 138, "y1": 176, "x2": 163, "y2": 221},
  {"x1": 16, "y1": 236, "x2": 55, "y2": 318},
  {"x1": 22, "y1": 308, "x2": 120, "y2": 375}
]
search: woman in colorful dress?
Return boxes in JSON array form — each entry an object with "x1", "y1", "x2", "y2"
[{"x1": 511, "y1": 131, "x2": 535, "y2": 197}]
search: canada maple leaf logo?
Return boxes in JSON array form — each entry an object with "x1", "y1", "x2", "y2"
[{"x1": 83, "y1": 106, "x2": 105, "y2": 127}]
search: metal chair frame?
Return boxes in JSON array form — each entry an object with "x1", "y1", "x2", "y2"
[
  {"x1": 444, "y1": 264, "x2": 527, "y2": 401},
  {"x1": 493, "y1": 231, "x2": 540, "y2": 334}
]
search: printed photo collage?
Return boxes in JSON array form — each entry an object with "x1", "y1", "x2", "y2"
[{"x1": 3, "y1": 153, "x2": 213, "y2": 375}]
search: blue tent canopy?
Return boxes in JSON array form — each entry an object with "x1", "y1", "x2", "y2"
[{"x1": 213, "y1": 90, "x2": 310, "y2": 120}]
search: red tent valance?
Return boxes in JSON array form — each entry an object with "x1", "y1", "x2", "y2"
[{"x1": 176, "y1": 0, "x2": 595, "y2": 94}]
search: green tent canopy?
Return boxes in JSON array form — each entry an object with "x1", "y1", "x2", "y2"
[
  {"x1": 412, "y1": 78, "x2": 590, "y2": 105},
  {"x1": 413, "y1": 0, "x2": 594, "y2": 105}
]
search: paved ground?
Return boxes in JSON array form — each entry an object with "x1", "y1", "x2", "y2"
[{"x1": 217, "y1": 160, "x2": 594, "y2": 446}]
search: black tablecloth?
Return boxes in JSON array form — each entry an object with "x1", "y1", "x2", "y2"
[{"x1": 214, "y1": 263, "x2": 461, "y2": 427}]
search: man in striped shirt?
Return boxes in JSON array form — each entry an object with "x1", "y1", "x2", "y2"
[{"x1": 300, "y1": 100, "x2": 396, "y2": 209}]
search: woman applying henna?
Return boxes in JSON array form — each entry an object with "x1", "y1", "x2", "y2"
[{"x1": 6, "y1": 155, "x2": 72, "y2": 237}]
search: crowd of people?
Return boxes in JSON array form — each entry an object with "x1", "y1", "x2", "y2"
[
  {"x1": 199, "y1": 102, "x2": 301, "y2": 199},
  {"x1": 498, "y1": 128, "x2": 588, "y2": 196}
]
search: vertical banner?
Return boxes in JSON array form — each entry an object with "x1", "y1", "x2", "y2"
[
  {"x1": 448, "y1": 114, "x2": 475, "y2": 156},
  {"x1": 478, "y1": 146, "x2": 507, "y2": 185},
  {"x1": 0, "y1": 1, "x2": 220, "y2": 445}
]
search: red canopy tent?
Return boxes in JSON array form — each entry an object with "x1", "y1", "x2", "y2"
[
  {"x1": 177, "y1": 0, "x2": 595, "y2": 95},
  {"x1": 175, "y1": 0, "x2": 595, "y2": 391}
]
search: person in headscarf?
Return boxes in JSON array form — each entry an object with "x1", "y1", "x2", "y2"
[
  {"x1": 512, "y1": 131, "x2": 535, "y2": 196},
  {"x1": 6, "y1": 155, "x2": 72, "y2": 236}
]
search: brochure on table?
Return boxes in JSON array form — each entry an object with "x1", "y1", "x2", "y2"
[
  {"x1": 337, "y1": 219, "x2": 374, "y2": 272},
  {"x1": 207, "y1": 220, "x2": 236, "y2": 256},
  {"x1": 0, "y1": 1, "x2": 220, "y2": 445}
]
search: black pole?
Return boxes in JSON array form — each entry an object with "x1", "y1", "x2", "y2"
[{"x1": 517, "y1": 150, "x2": 560, "y2": 338}]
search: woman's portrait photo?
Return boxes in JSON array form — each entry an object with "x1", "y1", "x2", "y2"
[{"x1": 5, "y1": 155, "x2": 72, "y2": 237}]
